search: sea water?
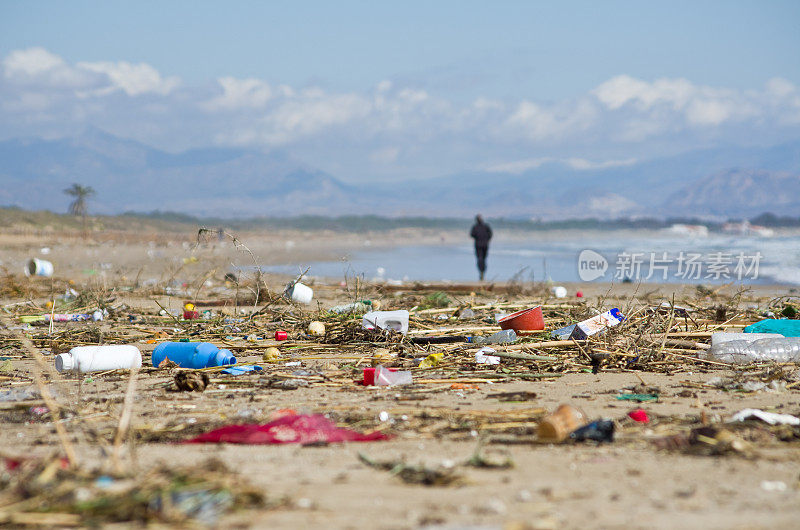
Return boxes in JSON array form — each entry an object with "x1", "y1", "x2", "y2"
[{"x1": 254, "y1": 232, "x2": 800, "y2": 285}]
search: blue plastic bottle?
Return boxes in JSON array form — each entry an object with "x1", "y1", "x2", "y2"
[{"x1": 152, "y1": 342, "x2": 236, "y2": 368}]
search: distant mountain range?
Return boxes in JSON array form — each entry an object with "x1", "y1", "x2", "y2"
[{"x1": 0, "y1": 129, "x2": 798, "y2": 219}]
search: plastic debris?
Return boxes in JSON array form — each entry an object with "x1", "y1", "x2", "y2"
[
  {"x1": 744, "y1": 319, "x2": 800, "y2": 337},
  {"x1": 221, "y1": 365, "x2": 264, "y2": 376},
  {"x1": 362, "y1": 310, "x2": 410, "y2": 334},
  {"x1": 152, "y1": 342, "x2": 236, "y2": 369},
  {"x1": 538, "y1": 404, "x2": 587, "y2": 443},
  {"x1": 569, "y1": 420, "x2": 615, "y2": 443},
  {"x1": 374, "y1": 365, "x2": 412, "y2": 386},
  {"x1": 308, "y1": 321, "x2": 326, "y2": 336},
  {"x1": 468, "y1": 329, "x2": 517, "y2": 345},
  {"x1": 704, "y1": 337, "x2": 800, "y2": 364},
  {"x1": 183, "y1": 413, "x2": 390, "y2": 444},
  {"x1": 730, "y1": 408, "x2": 800, "y2": 426},
  {"x1": 475, "y1": 347, "x2": 500, "y2": 365},
  {"x1": 55, "y1": 346, "x2": 142, "y2": 373},
  {"x1": 570, "y1": 308, "x2": 624, "y2": 340}
]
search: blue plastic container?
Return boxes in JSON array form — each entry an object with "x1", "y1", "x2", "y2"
[
  {"x1": 151, "y1": 342, "x2": 236, "y2": 369},
  {"x1": 744, "y1": 319, "x2": 800, "y2": 337}
]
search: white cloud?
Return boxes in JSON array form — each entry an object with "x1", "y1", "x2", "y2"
[
  {"x1": 3, "y1": 47, "x2": 178, "y2": 98},
  {"x1": 1, "y1": 46, "x2": 799, "y2": 177},
  {"x1": 77, "y1": 60, "x2": 179, "y2": 96},
  {"x1": 486, "y1": 157, "x2": 637, "y2": 174},
  {"x1": 3, "y1": 47, "x2": 97, "y2": 88},
  {"x1": 4, "y1": 47, "x2": 64, "y2": 77},
  {"x1": 370, "y1": 146, "x2": 400, "y2": 164},
  {"x1": 204, "y1": 77, "x2": 273, "y2": 110}
]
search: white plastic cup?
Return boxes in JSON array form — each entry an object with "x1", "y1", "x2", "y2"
[
  {"x1": 25, "y1": 258, "x2": 54, "y2": 277},
  {"x1": 285, "y1": 282, "x2": 314, "y2": 304}
]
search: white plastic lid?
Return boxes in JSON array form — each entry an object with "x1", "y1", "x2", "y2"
[{"x1": 54, "y1": 353, "x2": 73, "y2": 372}]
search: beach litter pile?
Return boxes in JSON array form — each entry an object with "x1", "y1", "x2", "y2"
[{"x1": 1, "y1": 239, "x2": 799, "y2": 526}]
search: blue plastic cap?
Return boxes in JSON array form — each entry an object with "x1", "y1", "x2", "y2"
[{"x1": 214, "y1": 349, "x2": 236, "y2": 366}]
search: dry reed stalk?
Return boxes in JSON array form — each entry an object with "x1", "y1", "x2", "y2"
[
  {"x1": 0, "y1": 315, "x2": 78, "y2": 466},
  {"x1": 111, "y1": 366, "x2": 139, "y2": 474}
]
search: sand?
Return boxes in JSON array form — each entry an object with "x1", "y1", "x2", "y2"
[{"x1": 1, "y1": 229, "x2": 799, "y2": 528}]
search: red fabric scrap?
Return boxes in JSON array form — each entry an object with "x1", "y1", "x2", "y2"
[
  {"x1": 628, "y1": 409, "x2": 650, "y2": 423},
  {"x1": 182, "y1": 414, "x2": 390, "y2": 445}
]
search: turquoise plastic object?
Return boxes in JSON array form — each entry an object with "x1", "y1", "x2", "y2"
[
  {"x1": 744, "y1": 319, "x2": 800, "y2": 337},
  {"x1": 152, "y1": 342, "x2": 236, "y2": 368}
]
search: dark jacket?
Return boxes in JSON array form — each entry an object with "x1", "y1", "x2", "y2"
[{"x1": 470, "y1": 221, "x2": 492, "y2": 247}]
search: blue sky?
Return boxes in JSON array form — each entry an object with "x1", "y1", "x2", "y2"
[{"x1": 1, "y1": 1, "x2": 799, "y2": 180}]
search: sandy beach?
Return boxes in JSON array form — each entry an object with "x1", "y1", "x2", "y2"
[{"x1": 1, "y1": 228, "x2": 799, "y2": 528}]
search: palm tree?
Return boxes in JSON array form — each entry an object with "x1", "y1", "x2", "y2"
[{"x1": 64, "y1": 183, "x2": 95, "y2": 237}]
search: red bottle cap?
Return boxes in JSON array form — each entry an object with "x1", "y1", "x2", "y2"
[
  {"x1": 576, "y1": 291, "x2": 584, "y2": 298},
  {"x1": 274, "y1": 330, "x2": 288, "y2": 341}
]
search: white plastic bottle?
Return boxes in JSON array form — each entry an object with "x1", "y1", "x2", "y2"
[{"x1": 55, "y1": 345, "x2": 143, "y2": 373}]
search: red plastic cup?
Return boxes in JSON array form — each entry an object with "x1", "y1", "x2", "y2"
[
  {"x1": 498, "y1": 306, "x2": 545, "y2": 332},
  {"x1": 274, "y1": 330, "x2": 288, "y2": 341}
]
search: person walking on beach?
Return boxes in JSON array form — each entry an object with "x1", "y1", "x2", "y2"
[{"x1": 470, "y1": 214, "x2": 492, "y2": 281}]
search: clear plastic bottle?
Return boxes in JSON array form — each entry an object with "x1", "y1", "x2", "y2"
[
  {"x1": 330, "y1": 301, "x2": 372, "y2": 314},
  {"x1": 704, "y1": 337, "x2": 800, "y2": 364},
  {"x1": 469, "y1": 329, "x2": 518, "y2": 345}
]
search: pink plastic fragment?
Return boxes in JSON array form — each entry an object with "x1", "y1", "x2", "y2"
[
  {"x1": 628, "y1": 409, "x2": 649, "y2": 423},
  {"x1": 182, "y1": 413, "x2": 390, "y2": 444}
]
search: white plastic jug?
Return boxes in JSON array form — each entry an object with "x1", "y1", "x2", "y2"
[{"x1": 362, "y1": 310, "x2": 409, "y2": 334}]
